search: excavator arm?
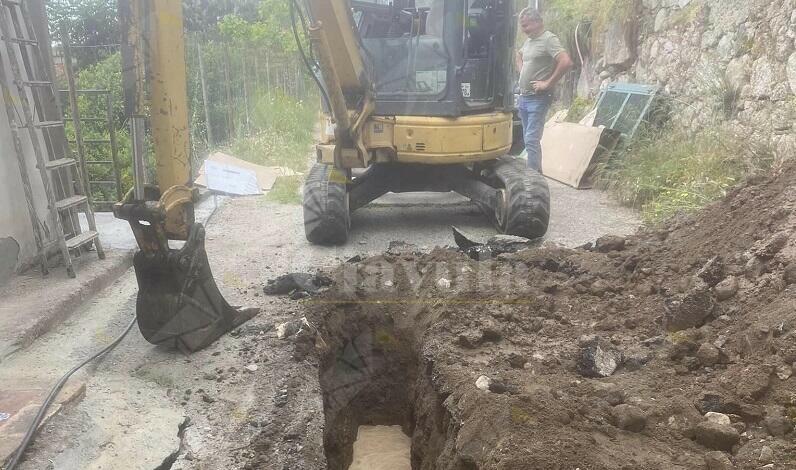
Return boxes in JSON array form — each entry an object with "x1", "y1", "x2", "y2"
[
  {"x1": 301, "y1": 0, "x2": 375, "y2": 167},
  {"x1": 114, "y1": 0, "x2": 254, "y2": 352}
]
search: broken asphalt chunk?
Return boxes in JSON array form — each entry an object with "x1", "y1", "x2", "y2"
[{"x1": 263, "y1": 272, "x2": 332, "y2": 297}]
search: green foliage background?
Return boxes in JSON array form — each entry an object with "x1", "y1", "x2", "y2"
[{"x1": 50, "y1": 0, "x2": 317, "y2": 206}]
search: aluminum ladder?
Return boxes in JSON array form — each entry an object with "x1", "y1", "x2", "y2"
[{"x1": 0, "y1": 0, "x2": 104, "y2": 277}]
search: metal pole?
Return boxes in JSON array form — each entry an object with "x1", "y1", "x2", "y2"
[
  {"x1": 60, "y1": 25, "x2": 91, "y2": 203},
  {"x1": 106, "y1": 93, "x2": 123, "y2": 201},
  {"x1": 197, "y1": 40, "x2": 214, "y2": 147},
  {"x1": 131, "y1": 116, "x2": 146, "y2": 200}
]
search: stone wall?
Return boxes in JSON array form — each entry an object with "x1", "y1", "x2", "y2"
[{"x1": 579, "y1": 0, "x2": 795, "y2": 161}]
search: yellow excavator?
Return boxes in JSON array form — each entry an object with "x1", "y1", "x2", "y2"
[
  {"x1": 299, "y1": 0, "x2": 550, "y2": 244},
  {"x1": 115, "y1": 0, "x2": 549, "y2": 351}
]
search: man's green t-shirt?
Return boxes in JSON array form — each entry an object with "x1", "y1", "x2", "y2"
[{"x1": 518, "y1": 30, "x2": 565, "y2": 95}]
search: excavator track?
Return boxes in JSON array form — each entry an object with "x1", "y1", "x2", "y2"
[
  {"x1": 303, "y1": 162, "x2": 351, "y2": 245},
  {"x1": 492, "y1": 156, "x2": 550, "y2": 239}
]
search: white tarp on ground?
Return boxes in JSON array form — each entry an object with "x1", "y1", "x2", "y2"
[
  {"x1": 194, "y1": 152, "x2": 299, "y2": 193},
  {"x1": 203, "y1": 160, "x2": 261, "y2": 196},
  {"x1": 540, "y1": 122, "x2": 620, "y2": 189}
]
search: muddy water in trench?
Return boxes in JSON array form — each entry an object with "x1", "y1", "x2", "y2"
[{"x1": 349, "y1": 425, "x2": 411, "y2": 470}]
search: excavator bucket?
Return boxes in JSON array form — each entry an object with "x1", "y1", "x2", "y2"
[{"x1": 131, "y1": 223, "x2": 256, "y2": 352}]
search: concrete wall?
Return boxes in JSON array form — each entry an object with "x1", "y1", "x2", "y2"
[{"x1": 0, "y1": 12, "x2": 57, "y2": 283}]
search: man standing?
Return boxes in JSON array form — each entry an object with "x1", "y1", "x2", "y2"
[{"x1": 516, "y1": 8, "x2": 573, "y2": 171}]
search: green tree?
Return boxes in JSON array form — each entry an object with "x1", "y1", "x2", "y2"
[
  {"x1": 47, "y1": 0, "x2": 119, "y2": 68},
  {"x1": 217, "y1": 0, "x2": 298, "y2": 52}
]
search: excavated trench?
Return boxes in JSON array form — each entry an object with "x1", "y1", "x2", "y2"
[{"x1": 317, "y1": 305, "x2": 456, "y2": 470}]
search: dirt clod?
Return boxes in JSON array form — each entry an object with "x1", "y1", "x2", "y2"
[
  {"x1": 698, "y1": 256, "x2": 726, "y2": 287},
  {"x1": 763, "y1": 409, "x2": 793, "y2": 437},
  {"x1": 594, "y1": 235, "x2": 626, "y2": 252},
  {"x1": 714, "y1": 276, "x2": 739, "y2": 300},
  {"x1": 784, "y1": 263, "x2": 796, "y2": 284},
  {"x1": 696, "y1": 342, "x2": 722, "y2": 367},
  {"x1": 693, "y1": 421, "x2": 741, "y2": 451},
  {"x1": 611, "y1": 404, "x2": 646, "y2": 432},
  {"x1": 704, "y1": 451, "x2": 734, "y2": 470}
]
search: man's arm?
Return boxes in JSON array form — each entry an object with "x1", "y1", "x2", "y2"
[
  {"x1": 532, "y1": 51, "x2": 574, "y2": 92},
  {"x1": 515, "y1": 49, "x2": 523, "y2": 72}
]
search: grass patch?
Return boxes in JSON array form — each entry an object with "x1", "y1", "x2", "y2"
[
  {"x1": 264, "y1": 175, "x2": 303, "y2": 204},
  {"x1": 595, "y1": 126, "x2": 773, "y2": 223},
  {"x1": 223, "y1": 91, "x2": 318, "y2": 173},
  {"x1": 565, "y1": 96, "x2": 595, "y2": 122}
]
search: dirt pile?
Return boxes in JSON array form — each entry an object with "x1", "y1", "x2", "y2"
[{"x1": 298, "y1": 165, "x2": 796, "y2": 469}]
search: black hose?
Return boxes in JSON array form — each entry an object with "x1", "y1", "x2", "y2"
[
  {"x1": 5, "y1": 316, "x2": 138, "y2": 470},
  {"x1": 290, "y1": 0, "x2": 332, "y2": 111}
]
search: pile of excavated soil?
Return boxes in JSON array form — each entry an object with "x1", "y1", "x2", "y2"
[{"x1": 301, "y1": 164, "x2": 796, "y2": 469}]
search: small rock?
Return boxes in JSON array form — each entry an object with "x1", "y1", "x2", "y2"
[
  {"x1": 475, "y1": 375, "x2": 492, "y2": 391},
  {"x1": 595, "y1": 235, "x2": 626, "y2": 252},
  {"x1": 457, "y1": 330, "x2": 482, "y2": 349},
  {"x1": 201, "y1": 394, "x2": 216, "y2": 404},
  {"x1": 622, "y1": 347, "x2": 653, "y2": 371},
  {"x1": 486, "y1": 235, "x2": 532, "y2": 255},
  {"x1": 714, "y1": 277, "x2": 739, "y2": 301},
  {"x1": 663, "y1": 281, "x2": 716, "y2": 332},
  {"x1": 763, "y1": 412, "x2": 793, "y2": 436},
  {"x1": 759, "y1": 445, "x2": 774, "y2": 464},
  {"x1": 386, "y1": 240, "x2": 417, "y2": 255},
  {"x1": 693, "y1": 421, "x2": 740, "y2": 451},
  {"x1": 507, "y1": 353, "x2": 527, "y2": 369},
  {"x1": 704, "y1": 412, "x2": 731, "y2": 426},
  {"x1": 734, "y1": 366, "x2": 772, "y2": 401},
  {"x1": 611, "y1": 404, "x2": 647, "y2": 432},
  {"x1": 698, "y1": 256, "x2": 726, "y2": 287},
  {"x1": 203, "y1": 373, "x2": 217, "y2": 381},
  {"x1": 480, "y1": 322, "x2": 502, "y2": 342},
  {"x1": 745, "y1": 256, "x2": 768, "y2": 279},
  {"x1": 590, "y1": 279, "x2": 612, "y2": 296},
  {"x1": 784, "y1": 263, "x2": 796, "y2": 285},
  {"x1": 276, "y1": 320, "x2": 302, "y2": 339},
  {"x1": 606, "y1": 389, "x2": 626, "y2": 406},
  {"x1": 750, "y1": 231, "x2": 789, "y2": 259},
  {"x1": 776, "y1": 363, "x2": 793, "y2": 380},
  {"x1": 437, "y1": 278, "x2": 451, "y2": 289},
  {"x1": 704, "y1": 451, "x2": 734, "y2": 470},
  {"x1": 577, "y1": 335, "x2": 623, "y2": 378},
  {"x1": 696, "y1": 343, "x2": 722, "y2": 367},
  {"x1": 263, "y1": 272, "x2": 331, "y2": 296},
  {"x1": 244, "y1": 364, "x2": 258, "y2": 372},
  {"x1": 289, "y1": 290, "x2": 311, "y2": 300},
  {"x1": 488, "y1": 380, "x2": 508, "y2": 394}
]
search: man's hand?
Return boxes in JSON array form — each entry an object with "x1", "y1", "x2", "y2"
[{"x1": 531, "y1": 80, "x2": 551, "y2": 92}]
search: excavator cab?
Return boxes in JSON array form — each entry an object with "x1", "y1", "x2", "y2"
[{"x1": 351, "y1": 0, "x2": 514, "y2": 116}]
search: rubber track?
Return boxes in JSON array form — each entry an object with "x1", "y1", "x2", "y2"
[
  {"x1": 494, "y1": 156, "x2": 550, "y2": 238},
  {"x1": 303, "y1": 163, "x2": 350, "y2": 245}
]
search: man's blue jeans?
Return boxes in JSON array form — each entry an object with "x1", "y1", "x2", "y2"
[{"x1": 517, "y1": 93, "x2": 553, "y2": 172}]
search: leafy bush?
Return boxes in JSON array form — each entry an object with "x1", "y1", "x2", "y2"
[
  {"x1": 595, "y1": 126, "x2": 773, "y2": 222},
  {"x1": 69, "y1": 52, "x2": 135, "y2": 203}
]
